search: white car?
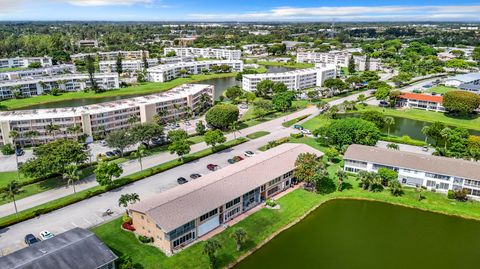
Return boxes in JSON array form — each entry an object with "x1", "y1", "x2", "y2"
[
  {"x1": 39, "y1": 230, "x2": 54, "y2": 240},
  {"x1": 301, "y1": 129, "x2": 312, "y2": 135},
  {"x1": 244, "y1": 150, "x2": 255, "y2": 157}
]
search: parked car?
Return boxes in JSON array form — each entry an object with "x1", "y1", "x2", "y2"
[
  {"x1": 15, "y1": 148, "x2": 24, "y2": 156},
  {"x1": 99, "y1": 140, "x2": 107, "y2": 146},
  {"x1": 422, "y1": 146, "x2": 429, "y2": 152},
  {"x1": 39, "y1": 230, "x2": 54, "y2": 240},
  {"x1": 227, "y1": 159, "x2": 236, "y2": 164},
  {"x1": 233, "y1": 156, "x2": 244, "y2": 162},
  {"x1": 244, "y1": 151, "x2": 255, "y2": 157},
  {"x1": 190, "y1": 173, "x2": 202, "y2": 179},
  {"x1": 177, "y1": 177, "x2": 188, "y2": 184},
  {"x1": 207, "y1": 164, "x2": 219, "y2": 171},
  {"x1": 113, "y1": 149, "x2": 122, "y2": 156},
  {"x1": 379, "y1": 100, "x2": 389, "y2": 107},
  {"x1": 24, "y1": 234, "x2": 39, "y2": 246},
  {"x1": 105, "y1": 151, "x2": 115, "y2": 158},
  {"x1": 293, "y1": 125, "x2": 304, "y2": 130},
  {"x1": 301, "y1": 129, "x2": 312, "y2": 135}
]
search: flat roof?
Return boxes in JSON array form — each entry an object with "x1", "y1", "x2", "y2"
[
  {"x1": 130, "y1": 143, "x2": 323, "y2": 232},
  {"x1": 0, "y1": 228, "x2": 117, "y2": 269},
  {"x1": 147, "y1": 60, "x2": 242, "y2": 72},
  {"x1": 446, "y1": 73, "x2": 480, "y2": 83},
  {"x1": 400, "y1": 93, "x2": 443, "y2": 103},
  {"x1": 344, "y1": 144, "x2": 480, "y2": 180},
  {"x1": 0, "y1": 73, "x2": 117, "y2": 86}
]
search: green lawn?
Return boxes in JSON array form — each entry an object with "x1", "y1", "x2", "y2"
[
  {"x1": 0, "y1": 171, "x2": 29, "y2": 189},
  {"x1": 0, "y1": 73, "x2": 237, "y2": 110},
  {"x1": 246, "y1": 131, "x2": 270, "y2": 139},
  {"x1": 425, "y1": 86, "x2": 457, "y2": 94},
  {"x1": 300, "y1": 114, "x2": 331, "y2": 131}
]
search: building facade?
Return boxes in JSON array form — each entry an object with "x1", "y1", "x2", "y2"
[
  {"x1": 242, "y1": 64, "x2": 336, "y2": 92},
  {"x1": 296, "y1": 51, "x2": 382, "y2": 71},
  {"x1": 343, "y1": 144, "x2": 480, "y2": 200},
  {"x1": 99, "y1": 59, "x2": 159, "y2": 73},
  {"x1": 397, "y1": 93, "x2": 445, "y2": 112},
  {"x1": 0, "y1": 84, "x2": 213, "y2": 146},
  {"x1": 129, "y1": 143, "x2": 323, "y2": 255},
  {"x1": 147, "y1": 60, "x2": 243, "y2": 83},
  {"x1": 164, "y1": 47, "x2": 241, "y2": 60},
  {"x1": 0, "y1": 57, "x2": 53, "y2": 69},
  {"x1": 0, "y1": 73, "x2": 119, "y2": 100},
  {"x1": 0, "y1": 65, "x2": 76, "y2": 81},
  {"x1": 71, "y1": 50, "x2": 149, "y2": 62},
  {"x1": 444, "y1": 73, "x2": 480, "y2": 94}
]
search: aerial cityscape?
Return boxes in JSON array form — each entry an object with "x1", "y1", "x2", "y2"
[{"x1": 0, "y1": 1, "x2": 480, "y2": 268}]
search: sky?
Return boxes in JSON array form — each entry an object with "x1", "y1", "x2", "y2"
[{"x1": 1, "y1": 0, "x2": 480, "y2": 21}]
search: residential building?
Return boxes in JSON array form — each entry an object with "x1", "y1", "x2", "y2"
[
  {"x1": 76, "y1": 39, "x2": 99, "y2": 48},
  {"x1": 444, "y1": 73, "x2": 480, "y2": 94},
  {"x1": 343, "y1": 144, "x2": 480, "y2": 199},
  {"x1": 0, "y1": 84, "x2": 213, "y2": 146},
  {"x1": 129, "y1": 143, "x2": 323, "y2": 255},
  {"x1": 0, "y1": 57, "x2": 53, "y2": 69},
  {"x1": 353, "y1": 56, "x2": 383, "y2": 71},
  {"x1": 99, "y1": 59, "x2": 159, "y2": 73},
  {"x1": 296, "y1": 51, "x2": 350, "y2": 67},
  {"x1": 242, "y1": 64, "x2": 336, "y2": 92},
  {"x1": 160, "y1": 56, "x2": 194, "y2": 64},
  {"x1": 397, "y1": 93, "x2": 445, "y2": 112},
  {"x1": 71, "y1": 50, "x2": 149, "y2": 62},
  {"x1": 147, "y1": 60, "x2": 243, "y2": 83},
  {"x1": 0, "y1": 228, "x2": 117, "y2": 269},
  {"x1": 0, "y1": 64, "x2": 76, "y2": 81},
  {"x1": 164, "y1": 47, "x2": 241, "y2": 60},
  {"x1": 0, "y1": 73, "x2": 119, "y2": 100}
]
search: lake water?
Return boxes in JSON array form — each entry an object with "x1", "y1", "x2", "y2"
[
  {"x1": 234, "y1": 199, "x2": 480, "y2": 269},
  {"x1": 15, "y1": 65, "x2": 294, "y2": 110}
]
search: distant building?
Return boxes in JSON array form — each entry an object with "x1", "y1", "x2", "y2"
[
  {"x1": 344, "y1": 144, "x2": 480, "y2": 200},
  {"x1": 71, "y1": 50, "x2": 149, "y2": 62},
  {"x1": 296, "y1": 51, "x2": 382, "y2": 71},
  {"x1": 444, "y1": 73, "x2": 480, "y2": 94},
  {"x1": 398, "y1": 93, "x2": 445, "y2": 112},
  {"x1": 0, "y1": 227, "x2": 117, "y2": 269},
  {"x1": 0, "y1": 57, "x2": 53, "y2": 69},
  {"x1": 160, "y1": 56, "x2": 194, "y2": 64},
  {"x1": 242, "y1": 64, "x2": 336, "y2": 92},
  {"x1": 147, "y1": 60, "x2": 243, "y2": 83},
  {"x1": 0, "y1": 65, "x2": 76, "y2": 81},
  {"x1": 99, "y1": 59, "x2": 159, "y2": 73},
  {"x1": 129, "y1": 143, "x2": 323, "y2": 255},
  {"x1": 164, "y1": 47, "x2": 241, "y2": 60},
  {"x1": 76, "y1": 39, "x2": 99, "y2": 48}
]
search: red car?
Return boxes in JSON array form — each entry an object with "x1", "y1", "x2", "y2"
[
  {"x1": 233, "y1": 156, "x2": 244, "y2": 162},
  {"x1": 207, "y1": 164, "x2": 219, "y2": 171}
]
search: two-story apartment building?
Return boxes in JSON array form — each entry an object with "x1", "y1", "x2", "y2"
[
  {"x1": 0, "y1": 65, "x2": 76, "y2": 81},
  {"x1": 164, "y1": 47, "x2": 241, "y2": 60},
  {"x1": 398, "y1": 93, "x2": 445, "y2": 112},
  {"x1": 147, "y1": 60, "x2": 243, "y2": 82},
  {"x1": 0, "y1": 57, "x2": 52, "y2": 69}
]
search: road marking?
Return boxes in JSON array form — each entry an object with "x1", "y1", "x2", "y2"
[
  {"x1": 83, "y1": 218, "x2": 92, "y2": 225},
  {"x1": 71, "y1": 222, "x2": 77, "y2": 227}
]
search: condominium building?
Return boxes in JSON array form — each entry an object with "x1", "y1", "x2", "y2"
[
  {"x1": 0, "y1": 84, "x2": 213, "y2": 146},
  {"x1": 129, "y1": 143, "x2": 323, "y2": 255},
  {"x1": 354, "y1": 56, "x2": 382, "y2": 71},
  {"x1": 160, "y1": 56, "x2": 194, "y2": 64},
  {"x1": 296, "y1": 51, "x2": 382, "y2": 71},
  {"x1": 0, "y1": 57, "x2": 53, "y2": 69},
  {"x1": 71, "y1": 50, "x2": 149, "y2": 62},
  {"x1": 0, "y1": 65, "x2": 76, "y2": 81},
  {"x1": 147, "y1": 60, "x2": 243, "y2": 83},
  {"x1": 164, "y1": 47, "x2": 241, "y2": 60},
  {"x1": 343, "y1": 144, "x2": 480, "y2": 199},
  {"x1": 76, "y1": 39, "x2": 99, "y2": 48},
  {"x1": 397, "y1": 93, "x2": 445, "y2": 112},
  {"x1": 0, "y1": 73, "x2": 119, "y2": 100},
  {"x1": 99, "y1": 59, "x2": 159, "y2": 73},
  {"x1": 444, "y1": 73, "x2": 480, "y2": 94},
  {"x1": 242, "y1": 64, "x2": 336, "y2": 92}
]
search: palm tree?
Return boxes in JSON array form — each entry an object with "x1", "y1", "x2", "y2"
[
  {"x1": 384, "y1": 116, "x2": 395, "y2": 136},
  {"x1": 203, "y1": 239, "x2": 222, "y2": 268},
  {"x1": 25, "y1": 130, "x2": 40, "y2": 147},
  {"x1": 421, "y1": 126, "x2": 430, "y2": 144},
  {"x1": 229, "y1": 121, "x2": 240, "y2": 140},
  {"x1": 357, "y1": 170, "x2": 370, "y2": 190},
  {"x1": 118, "y1": 193, "x2": 141, "y2": 214},
  {"x1": 230, "y1": 228, "x2": 247, "y2": 251},
  {"x1": 132, "y1": 144, "x2": 146, "y2": 171},
  {"x1": 2, "y1": 180, "x2": 21, "y2": 218},
  {"x1": 440, "y1": 127, "x2": 452, "y2": 150},
  {"x1": 67, "y1": 125, "x2": 83, "y2": 141},
  {"x1": 336, "y1": 170, "x2": 347, "y2": 191},
  {"x1": 127, "y1": 116, "x2": 139, "y2": 126},
  {"x1": 63, "y1": 165, "x2": 80, "y2": 194},
  {"x1": 45, "y1": 122, "x2": 60, "y2": 139},
  {"x1": 9, "y1": 130, "x2": 21, "y2": 182},
  {"x1": 388, "y1": 179, "x2": 403, "y2": 196}
]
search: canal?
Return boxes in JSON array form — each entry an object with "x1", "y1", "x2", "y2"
[
  {"x1": 234, "y1": 199, "x2": 480, "y2": 269},
  {"x1": 17, "y1": 65, "x2": 294, "y2": 110}
]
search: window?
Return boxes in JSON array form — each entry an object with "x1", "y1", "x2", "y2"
[
  {"x1": 200, "y1": 208, "x2": 218, "y2": 222},
  {"x1": 425, "y1": 173, "x2": 450, "y2": 181},
  {"x1": 224, "y1": 207, "x2": 240, "y2": 221},
  {"x1": 439, "y1": 182, "x2": 449, "y2": 190},
  {"x1": 172, "y1": 231, "x2": 195, "y2": 248},
  {"x1": 426, "y1": 180, "x2": 436, "y2": 187},
  {"x1": 268, "y1": 176, "x2": 282, "y2": 186},
  {"x1": 267, "y1": 186, "x2": 280, "y2": 196},
  {"x1": 226, "y1": 197, "x2": 240, "y2": 209}
]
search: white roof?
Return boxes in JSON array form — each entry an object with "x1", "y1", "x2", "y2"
[{"x1": 147, "y1": 60, "x2": 242, "y2": 72}]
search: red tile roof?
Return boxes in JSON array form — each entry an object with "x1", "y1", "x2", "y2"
[{"x1": 399, "y1": 93, "x2": 443, "y2": 103}]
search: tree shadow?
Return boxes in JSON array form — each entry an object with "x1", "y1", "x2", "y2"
[{"x1": 339, "y1": 182, "x2": 353, "y2": 191}]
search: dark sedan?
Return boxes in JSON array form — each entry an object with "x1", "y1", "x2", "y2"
[
  {"x1": 24, "y1": 234, "x2": 39, "y2": 246},
  {"x1": 177, "y1": 177, "x2": 188, "y2": 184}
]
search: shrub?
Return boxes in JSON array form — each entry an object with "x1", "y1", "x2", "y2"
[
  {"x1": 205, "y1": 103, "x2": 239, "y2": 130},
  {"x1": 0, "y1": 144, "x2": 15, "y2": 155},
  {"x1": 122, "y1": 222, "x2": 135, "y2": 231},
  {"x1": 454, "y1": 189, "x2": 469, "y2": 202},
  {"x1": 443, "y1": 91, "x2": 480, "y2": 115},
  {"x1": 138, "y1": 235, "x2": 153, "y2": 243},
  {"x1": 447, "y1": 190, "x2": 455, "y2": 199},
  {"x1": 317, "y1": 118, "x2": 381, "y2": 147},
  {"x1": 266, "y1": 199, "x2": 277, "y2": 207},
  {"x1": 122, "y1": 214, "x2": 132, "y2": 223},
  {"x1": 290, "y1": 133, "x2": 303, "y2": 139}
]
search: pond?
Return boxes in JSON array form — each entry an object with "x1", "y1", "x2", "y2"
[
  {"x1": 16, "y1": 65, "x2": 295, "y2": 110},
  {"x1": 234, "y1": 199, "x2": 480, "y2": 269},
  {"x1": 338, "y1": 113, "x2": 480, "y2": 140}
]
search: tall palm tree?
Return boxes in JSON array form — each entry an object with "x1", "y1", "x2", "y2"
[
  {"x1": 440, "y1": 127, "x2": 452, "y2": 150},
  {"x1": 118, "y1": 193, "x2": 141, "y2": 214},
  {"x1": 25, "y1": 130, "x2": 40, "y2": 147},
  {"x1": 230, "y1": 228, "x2": 247, "y2": 251},
  {"x1": 203, "y1": 239, "x2": 222, "y2": 268},
  {"x1": 132, "y1": 144, "x2": 146, "y2": 171},
  {"x1": 384, "y1": 116, "x2": 395, "y2": 136},
  {"x1": 45, "y1": 122, "x2": 60, "y2": 139},
  {"x1": 421, "y1": 126, "x2": 430, "y2": 144},
  {"x1": 67, "y1": 125, "x2": 83, "y2": 141},
  {"x1": 229, "y1": 121, "x2": 240, "y2": 140},
  {"x1": 2, "y1": 180, "x2": 20, "y2": 218},
  {"x1": 63, "y1": 165, "x2": 80, "y2": 194},
  {"x1": 172, "y1": 104, "x2": 180, "y2": 123},
  {"x1": 357, "y1": 170, "x2": 370, "y2": 190},
  {"x1": 127, "y1": 115, "x2": 139, "y2": 126},
  {"x1": 9, "y1": 130, "x2": 21, "y2": 182},
  {"x1": 336, "y1": 170, "x2": 347, "y2": 191}
]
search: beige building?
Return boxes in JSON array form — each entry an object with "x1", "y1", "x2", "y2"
[
  {"x1": 0, "y1": 84, "x2": 213, "y2": 146},
  {"x1": 129, "y1": 143, "x2": 323, "y2": 255}
]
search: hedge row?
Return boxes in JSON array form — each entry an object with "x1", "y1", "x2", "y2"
[{"x1": 0, "y1": 137, "x2": 248, "y2": 229}]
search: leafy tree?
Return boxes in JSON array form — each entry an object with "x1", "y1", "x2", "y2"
[
  {"x1": 272, "y1": 82, "x2": 288, "y2": 94},
  {"x1": 204, "y1": 129, "x2": 226, "y2": 151},
  {"x1": 118, "y1": 193, "x2": 140, "y2": 214},
  {"x1": 374, "y1": 86, "x2": 391, "y2": 100},
  {"x1": 224, "y1": 86, "x2": 243, "y2": 101},
  {"x1": 67, "y1": 125, "x2": 82, "y2": 141},
  {"x1": 324, "y1": 147, "x2": 339, "y2": 163},
  {"x1": 316, "y1": 118, "x2": 381, "y2": 148},
  {"x1": 205, "y1": 104, "x2": 239, "y2": 130},
  {"x1": 244, "y1": 92, "x2": 256, "y2": 104},
  {"x1": 2, "y1": 180, "x2": 20, "y2": 218},
  {"x1": 425, "y1": 122, "x2": 446, "y2": 145},
  {"x1": 272, "y1": 90, "x2": 295, "y2": 112},
  {"x1": 324, "y1": 78, "x2": 347, "y2": 91},
  {"x1": 443, "y1": 91, "x2": 480, "y2": 115},
  {"x1": 63, "y1": 165, "x2": 80, "y2": 194},
  {"x1": 196, "y1": 120, "x2": 207, "y2": 135},
  {"x1": 167, "y1": 129, "x2": 188, "y2": 142},
  {"x1": 255, "y1": 80, "x2": 275, "y2": 98},
  {"x1": 445, "y1": 58, "x2": 469, "y2": 73},
  {"x1": 165, "y1": 51, "x2": 176, "y2": 57},
  {"x1": 294, "y1": 153, "x2": 325, "y2": 189},
  {"x1": 348, "y1": 55, "x2": 356, "y2": 74},
  {"x1": 378, "y1": 168, "x2": 398, "y2": 186},
  {"x1": 118, "y1": 254, "x2": 135, "y2": 269},
  {"x1": 360, "y1": 71, "x2": 380, "y2": 82},
  {"x1": 392, "y1": 72, "x2": 413, "y2": 87},
  {"x1": 168, "y1": 139, "x2": 191, "y2": 161},
  {"x1": 95, "y1": 161, "x2": 123, "y2": 186},
  {"x1": 129, "y1": 123, "x2": 163, "y2": 146},
  {"x1": 360, "y1": 111, "x2": 386, "y2": 128},
  {"x1": 230, "y1": 228, "x2": 247, "y2": 251},
  {"x1": 85, "y1": 55, "x2": 99, "y2": 92},
  {"x1": 252, "y1": 99, "x2": 272, "y2": 119},
  {"x1": 203, "y1": 239, "x2": 222, "y2": 268},
  {"x1": 132, "y1": 144, "x2": 147, "y2": 171},
  {"x1": 105, "y1": 130, "x2": 133, "y2": 156},
  {"x1": 28, "y1": 62, "x2": 42, "y2": 68}
]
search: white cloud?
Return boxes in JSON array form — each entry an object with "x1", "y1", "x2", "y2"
[
  {"x1": 60, "y1": 0, "x2": 153, "y2": 6},
  {"x1": 188, "y1": 5, "x2": 480, "y2": 21}
]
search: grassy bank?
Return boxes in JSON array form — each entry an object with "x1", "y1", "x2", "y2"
[{"x1": 0, "y1": 73, "x2": 237, "y2": 110}]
